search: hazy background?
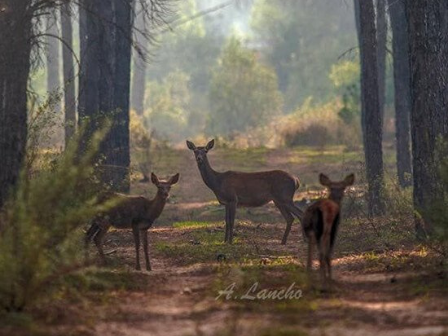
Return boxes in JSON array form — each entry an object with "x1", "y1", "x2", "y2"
[{"x1": 31, "y1": 0, "x2": 395, "y2": 149}]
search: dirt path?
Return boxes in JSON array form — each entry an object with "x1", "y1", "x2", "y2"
[{"x1": 88, "y1": 223, "x2": 448, "y2": 336}]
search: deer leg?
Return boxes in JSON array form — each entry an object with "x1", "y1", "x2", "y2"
[
  {"x1": 317, "y1": 243, "x2": 328, "y2": 288},
  {"x1": 227, "y1": 201, "x2": 237, "y2": 244},
  {"x1": 285, "y1": 202, "x2": 304, "y2": 221},
  {"x1": 224, "y1": 205, "x2": 230, "y2": 243},
  {"x1": 326, "y1": 255, "x2": 332, "y2": 282},
  {"x1": 93, "y1": 228, "x2": 107, "y2": 266},
  {"x1": 132, "y1": 226, "x2": 141, "y2": 271},
  {"x1": 275, "y1": 202, "x2": 294, "y2": 245},
  {"x1": 307, "y1": 234, "x2": 315, "y2": 272},
  {"x1": 142, "y1": 229, "x2": 152, "y2": 271}
]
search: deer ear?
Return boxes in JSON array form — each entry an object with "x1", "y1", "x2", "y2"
[
  {"x1": 151, "y1": 172, "x2": 159, "y2": 186},
  {"x1": 169, "y1": 173, "x2": 180, "y2": 185},
  {"x1": 319, "y1": 173, "x2": 331, "y2": 187},
  {"x1": 205, "y1": 139, "x2": 215, "y2": 151},
  {"x1": 343, "y1": 173, "x2": 355, "y2": 186},
  {"x1": 186, "y1": 140, "x2": 196, "y2": 150}
]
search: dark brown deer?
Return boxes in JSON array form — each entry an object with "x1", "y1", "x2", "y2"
[
  {"x1": 301, "y1": 173, "x2": 354, "y2": 286},
  {"x1": 86, "y1": 172, "x2": 179, "y2": 271},
  {"x1": 186, "y1": 139, "x2": 303, "y2": 244}
]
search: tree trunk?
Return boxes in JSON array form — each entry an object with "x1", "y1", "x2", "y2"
[
  {"x1": 78, "y1": 0, "x2": 131, "y2": 192},
  {"x1": 358, "y1": 0, "x2": 385, "y2": 216},
  {"x1": 109, "y1": 0, "x2": 132, "y2": 191},
  {"x1": 406, "y1": 0, "x2": 448, "y2": 233},
  {"x1": 78, "y1": 0, "x2": 100, "y2": 142},
  {"x1": 376, "y1": 0, "x2": 387, "y2": 119},
  {"x1": 45, "y1": 15, "x2": 61, "y2": 97},
  {"x1": 131, "y1": 0, "x2": 147, "y2": 116},
  {"x1": 61, "y1": 1, "x2": 77, "y2": 145},
  {"x1": 388, "y1": 0, "x2": 412, "y2": 188},
  {"x1": 0, "y1": 1, "x2": 33, "y2": 208}
]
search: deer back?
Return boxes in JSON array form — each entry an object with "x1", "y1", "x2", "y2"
[{"x1": 102, "y1": 194, "x2": 153, "y2": 229}]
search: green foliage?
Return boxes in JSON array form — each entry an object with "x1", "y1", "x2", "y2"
[
  {"x1": 130, "y1": 110, "x2": 153, "y2": 179},
  {"x1": 144, "y1": 70, "x2": 192, "y2": 142},
  {"x1": 0, "y1": 125, "x2": 118, "y2": 312},
  {"x1": 148, "y1": 0, "x2": 221, "y2": 111},
  {"x1": 329, "y1": 60, "x2": 361, "y2": 125},
  {"x1": 208, "y1": 36, "x2": 283, "y2": 137},
  {"x1": 251, "y1": 0, "x2": 358, "y2": 111},
  {"x1": 277, "y1": 98, "x2": 362, "y2": 148}
]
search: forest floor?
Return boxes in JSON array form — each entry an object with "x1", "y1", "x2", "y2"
[{"x1": 1, "y1": 146, "x2": 448, "y2": 336}]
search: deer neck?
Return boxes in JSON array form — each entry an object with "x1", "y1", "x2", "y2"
[
  {"x1": 149, "y1": 193, "x2": 167, "y2": 220},
  {"x1": 328, "y1": 194, "x2": 342, "y2": 206},
  {"x1": 198, "y1": 156, "x2": 220, "y2": 191}
]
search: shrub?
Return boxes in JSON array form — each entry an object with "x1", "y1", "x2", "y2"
[
  {"x1": 278, "y1": 98, "x2": 361, "y2": 148},
  {"x1": 0, "y1": 125, "x2": 117, "y2": 312}
]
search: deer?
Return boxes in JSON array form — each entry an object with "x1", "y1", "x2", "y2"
[
  {"x1": 301, "y1": 173, "x2": 354, "y2": 287},
  {"x1": 186, "y1": 139, "x2": 303, "y2": 244},
  {"x1": 85, "y1": 172, "x2": 179, "y2": 271}
]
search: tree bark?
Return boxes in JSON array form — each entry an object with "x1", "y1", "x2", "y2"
[
  {"x1": 406, "y1": 0, "x2": 448, "y2": 233},
  {"x1": 0, "y1": 1, "x2": 33, "y2": 208},
  {"x1": 388, "y1": 0, "x2": 412, "y2": 188},
  {"x1": 78, "y1": 0, "x2": 131, "y2": 192},
  {"x1": 376, "y1": 0, "x2": 387, "y2": 119},
  {"x1": 61, "y1": 1, "x2": 76, "y2": 145},
  {"x1": 131, "y1": 0, "x2": 147, "y2": 116},
  {"x1": 109, "y1": 0, "x2": 132, "y2": 191},
  {"x1": 358, "y1": 0, "x2": 385, "y2": 216}
]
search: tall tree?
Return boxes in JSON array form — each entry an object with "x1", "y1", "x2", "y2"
[
  {"x1": 45, "y1": 15, "x2": 61, "y2": 98},
  {"x1": 131, "y1": 1, "x2": 147, "y2": 116},
  {"x1": 358, "y1": 0, "x2": 385, "y2": 216},
  {"x1": 60, "y1": 0, "x2": 76, "y2": 145},
  {"x1": 0, "y1": 1, "x2": 33, "y2": 208},
  {"x1": 111, "y1": 0, "x2": 132, "y2": 191},
  {"x1": 78, "y1": 0, "x2": 131, "y2": 192},
  {"x1": 376, "y1": 0, "x2": 387, "y2": 119},
  {"x1": 406, "y1": 0, "x2": 448, "y2": 233},
  {"x1": 388, "y1": 0, "x2": 412, "y2": 188}
]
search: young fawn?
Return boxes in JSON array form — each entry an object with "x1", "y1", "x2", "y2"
[
  {"x1": 86, "y1": 172, "x2": 179, "y2": 271},
  {"x1": 301, "y1": 173, "x2": 354, "y2": 286}
]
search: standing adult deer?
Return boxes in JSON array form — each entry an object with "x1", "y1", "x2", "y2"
[
  {"x1": 186, "y1": 139, "x2": 303, "y2": 244},
  {"x1": 301, "y1": 173, "x2": 354, "y2": 287},
  {"x1": 86, "y1": 172, "x2": 179, "y2": 271}
]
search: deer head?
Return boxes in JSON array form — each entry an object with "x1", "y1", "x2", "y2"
[
  {"x1": 151, "y1": 172, "x2": 180, "y2": 199},
  {"x1": 319, "y1": 173, "x2": 355, "y2": 204},
  {"x1": 186, "y1": 139, "x2": 214, "y2": 165}
]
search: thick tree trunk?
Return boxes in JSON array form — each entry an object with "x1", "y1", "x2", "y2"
[
  {"x1": 376, "y1": 0, "x2": 387, "y2": 119},
  {"x1": 358, "y1": 0, "x2": 385, "y2": 216},
  {"x1": 131, "y1": 1, "x2": 147, "y2": 116},
  {"x1": 109, "y1": 0, "x2": 132, "y2": 191},
  {"x1": 78, "y1": 0, "x2": 100, "y2": 141},
  {"x1": 406, "y1": 1, "x2": 448, "y2": 233},
  {"x1": 388, "y1": 0, "x2": 412, "y2": 188},
  {"x1": 0, "y1": 1, "x2": 33, "y2": 208},
  {"x1": 61, "y1": 1, "x2": 76, "y2": 145},
  {"x1": 78, "y1": 0, "x2": 131, "y2": 192}
]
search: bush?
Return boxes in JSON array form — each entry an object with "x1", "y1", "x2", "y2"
[
  {"x1": 278, "y1": 98, "x2": 362, "y2": 149},
  {"x1": 0, "y1": 126, "x2": 117, "y2": 312}
]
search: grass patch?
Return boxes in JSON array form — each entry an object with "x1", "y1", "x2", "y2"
[{"x1": 172, "y1": 221, "x2": 211, "y2": 228}]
